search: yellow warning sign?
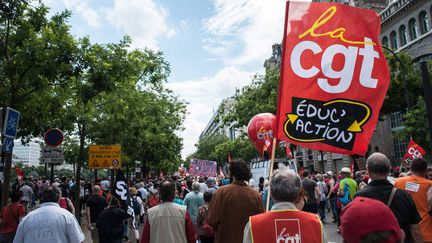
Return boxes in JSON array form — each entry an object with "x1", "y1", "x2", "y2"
[{"x1": 88, "y1": 145, "x2": 121, "y2": 169}]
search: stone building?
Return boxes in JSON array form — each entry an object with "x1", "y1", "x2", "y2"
[
  {"x1": 313, "y1": 0, "x2": 389, "y2": 13},
  {"x1": 380, "y1": 0, "x2": 432, "y2": 61},
  {"x1": 370, "y1": 0, "x2": 432, "y2": 166}
]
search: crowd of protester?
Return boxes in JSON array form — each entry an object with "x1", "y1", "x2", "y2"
[{"x1": 0, "y1": 153, "x2": 431, "y2": 243}]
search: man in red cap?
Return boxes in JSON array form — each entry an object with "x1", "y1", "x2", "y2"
[
  {"x1": 340, "y1": 196, "x2": 404, "y2": 243},
  {"x1": 355, "y1": 152, "x2": 422, "y2": 243}
]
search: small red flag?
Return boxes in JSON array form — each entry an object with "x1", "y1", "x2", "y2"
[
  {"x1": 286, "y1": 143, "x2": 293, "y2": 159},
  {"x1": 15, "y1": 166, "x2": 24, "y2": 182},
  {"x1": 263, "y1": 135, "x2": 271, "y2": 155},
  {"x1": 219, "y1": 167, "x2": 224, "y2": 177},
  {"x1": 403, "y1": 139, "x2": 426, "y2": 165}
]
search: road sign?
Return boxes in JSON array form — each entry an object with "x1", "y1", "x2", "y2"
[
  {"x1": 135, "y1": 160, "x2": 141, "y2": 173},
  {"x1": 42, "y1": 146, "x2": 65, "y2": 164},
  {"x1": 2, "y1": 137, "x2": 14, "y2": 153},
  {"x1": 2, "y1": 107, "x2": 20, "y2": 138},
  {"x1": 44, "y1": 128, "x2": 64, "y2": 147},
  {"x1": 88, "y1": 145, "x2": 121, "y2": 169}
]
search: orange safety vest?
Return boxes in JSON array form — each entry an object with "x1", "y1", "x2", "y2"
[{"x1": 250, "y1": 210, "x2": 322, "y2": 243}]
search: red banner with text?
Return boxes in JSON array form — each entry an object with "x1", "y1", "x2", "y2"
[
  {"x1": 275, "y1": 1, "x2": 389, "y2": 155},
  {"x1": 403, "y1": 139, "x2": 426, "y2": 164}
]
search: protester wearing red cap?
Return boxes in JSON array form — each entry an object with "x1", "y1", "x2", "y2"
[
  {"x1": 340, "y1": 196, "x2": 403, "y2": 243},
  {"x1": 356, "y1": 153, "x2": 422, "y2": 243}
]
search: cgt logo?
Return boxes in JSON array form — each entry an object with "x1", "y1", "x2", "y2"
[
  {"x1": 408, "y1": 147, "x2": 423, "y2": 158},
  {"x1": 275, "y1": 219, "x2": 302, "y2": 243},
  {"x1": 257, "y1": 126, "x2": 274, "y2": 140}
]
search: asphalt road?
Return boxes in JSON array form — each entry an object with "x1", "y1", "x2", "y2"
[{"x1": 323, "y1": 219, "x2": 343, "y2": 243}]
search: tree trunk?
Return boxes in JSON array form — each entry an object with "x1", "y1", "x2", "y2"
[{"x1": 73, "y1": 123, "x2": 85, "y2": 217}]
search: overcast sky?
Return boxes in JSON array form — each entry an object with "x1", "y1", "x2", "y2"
[{"x1": 43, "y1": 0, "x2": 309, "y2": 158}]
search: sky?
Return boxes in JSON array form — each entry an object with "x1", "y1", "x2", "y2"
[{"x1": 42, "y1": 0, "x2": 300, "y2": 158}]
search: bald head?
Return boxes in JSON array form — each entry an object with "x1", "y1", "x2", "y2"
[
  {"x1": 367, "y1": 152, "x2": 391, "y2": 177},
  {"x1": 92, "y1": 185, "x2": 101, "y2": 194}
]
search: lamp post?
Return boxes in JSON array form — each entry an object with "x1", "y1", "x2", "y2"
[{"x1": 420, "y1": 61, "x2": 432, "y2": 159}]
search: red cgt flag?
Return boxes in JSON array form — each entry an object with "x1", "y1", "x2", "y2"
[
  {"x1": 286, "y1": 143, "x2": 294, "y2": 159},
  {"x1": 275, "y1": 2, "x2": 389, "y2": 156},
  {"x1": 263, "y1": 135, "x2": 272, "y2": 155},
  {"x1": 403, "y1": 139, "x2": 426, "y2": 161}
]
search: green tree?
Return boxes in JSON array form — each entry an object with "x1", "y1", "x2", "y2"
[
  {"x1": 65, "y1": 36, "x2": 174, "y2": 209},
  {"x1": 0, "y1": 0, "x2": 77, "y2": 207},
  {"x1": 88, "y1": 87, "x2": 186, "y2": 175},
  {"x1": 222, "y1": 69, "x2": 279, "y2": 128},
  {"x1": 381, "y1": 52, "x2": 423, "y2": 114}
]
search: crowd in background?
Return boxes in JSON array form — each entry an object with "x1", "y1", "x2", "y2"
[{"x1": 0, "y1": 153, "x2": 431, "y2": 243}]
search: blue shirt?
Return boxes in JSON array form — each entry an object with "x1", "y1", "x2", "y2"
[{"x1": 183, "y1": 191, "x2": 204, "y2": 224}]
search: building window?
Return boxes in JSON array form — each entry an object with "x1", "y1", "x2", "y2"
[
  {"x1": 393, "y1": 137, "x2": 409, "y2": 160},
  {"x1": 390, "y1": 31, "x2": 398, "y2": 49},
  {"x1": 381, "y1": 36, "x2": 389, "y2": 47},
  {"x1": 409, "y1": 18, "x2": 418, "y2": 40},
  {"x1": 419, "y1": 11, "x2": 430, "y2": 34},
  {"x1": 399, "y1": 25, "x2": 407, "y2": 46},
  {"x1": 390, "y1": 111, "x2": 404, "y2": 129}
]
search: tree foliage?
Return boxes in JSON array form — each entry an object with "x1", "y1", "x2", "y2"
[
  {"x1": 222, "y1": 68, "x2": 279, "y2": 128},
  {"x1": 381, "y1": 52, "x2": 423, "y2": 114},
  {"x1": 0, "y1": 0, "x2": 78, "y2": 139},
  {"x1": 399, "y1": 96, "x2": 430, "y2": 153},
  {"x1": 1, "y1": 0, "x2": 186, "y2": 180}
]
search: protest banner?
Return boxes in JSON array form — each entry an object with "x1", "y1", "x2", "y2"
[
  {"x1": 402, "y1": 139, "x2": 426, "y2": 166},
  {"x1": 275, "y1": 1, "x2": 390, "y2": 155},
  {"x1": 188, "y1": 159, "x2": 217, "y2": 177}
]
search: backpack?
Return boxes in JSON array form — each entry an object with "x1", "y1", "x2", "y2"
[
  {"x1": 148, "y1": 194, "x2": 160, "y2": 208},
  {"x1": 201, "y1": 207, "x2": 215, "y2": 237},
  {"x1": 339, "y1": 181, "x2": 351, "y2": 205},
  {"x1": 131, "y1": 197, "x2": 141, "y2": 215}
]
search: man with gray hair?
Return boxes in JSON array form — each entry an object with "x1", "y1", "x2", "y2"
[
  {"x1": 13, "y1": 186, "x2": 85, "y2": 243},
  {"x1": 183, "y1": 182, "x2": 204, "y2": 227},
  {"x1": 243, "y1": 164, "x2": 324, "y2": 243},
  {"x1": 355, "y1": 152, "x2": 423, "y2": 243}
]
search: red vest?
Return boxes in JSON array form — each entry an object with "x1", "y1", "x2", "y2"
[{"x1": 250, "y1": 210, "x2": 322, "y2": 243}]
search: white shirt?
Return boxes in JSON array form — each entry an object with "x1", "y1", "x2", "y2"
[
  {"x1": 13, "y1": 202, "x2": 85, "y2": 243},
  {"x1": 199, "y1": 183, "x2": 208, "y2": 193}
]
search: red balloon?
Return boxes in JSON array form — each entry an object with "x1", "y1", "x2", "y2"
[{"x1": 247, "y1": 113, "x2": 276, "y2": 156}]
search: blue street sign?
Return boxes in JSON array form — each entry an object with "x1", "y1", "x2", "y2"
[
  {"x1": 2, "y1": 107, "x2": 20, "y2": 139},
  {"x1": 2, "y1": 137, "x2": 14, "y2": 153}
]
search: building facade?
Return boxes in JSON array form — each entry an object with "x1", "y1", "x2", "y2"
[
  {"x1": 380, "y1": 0, "x2": 432, "y2": 61},
  {"x1": 12, "y1": 140, "x2": 42, "y2": 167},
  {"x1": 199, "y1": 98, "x2": 244, "y2": 140},
  {"x1": 313, "y1": 0, "x2": 389, "y2": 13}
]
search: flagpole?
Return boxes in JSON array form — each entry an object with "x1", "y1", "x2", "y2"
[{"x1": 266, "y1": 138, "x2": 277, "y2": 211}]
